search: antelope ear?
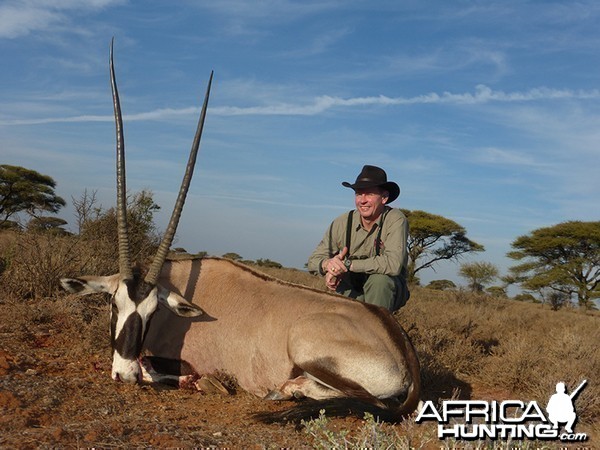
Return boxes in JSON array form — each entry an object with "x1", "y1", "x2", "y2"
[
  {"x1": 157, "y1": 286, "x2": 204, "y2": 317},
  {"x1": 60, "y1": 275, "x2": 120, "y2": 295}
]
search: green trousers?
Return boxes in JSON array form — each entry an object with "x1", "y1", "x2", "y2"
[{"x1": 336, "y1": 273, "x2": 409, "y2": 312}]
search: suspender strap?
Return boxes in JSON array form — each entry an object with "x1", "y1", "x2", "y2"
[
  {"x1": 345, "y1": 210, "x2": 354, "y2": 255},
  {"x1": 327, "y1": 209, "x2": 354, "y2": 259},
  {"x1": 327, "y1": 222, "x2": 334, "y2": 258},
  {"x1": 375, "y1": 207, "x2": 390, "y2": 256}
]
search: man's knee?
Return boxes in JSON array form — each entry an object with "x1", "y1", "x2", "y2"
[
  {"x1": 363, "y1": 274, "x2": 396, "y2": 310},
  {"x1": 364, "y1": 274, "x2": 409, "y2": 311}
]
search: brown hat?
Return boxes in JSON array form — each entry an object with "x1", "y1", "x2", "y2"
[{"x1": 342, "y1": 165, "x2": 400, "y2": 203}]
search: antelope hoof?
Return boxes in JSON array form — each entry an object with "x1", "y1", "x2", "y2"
[
  {"x1": 264, "y1": 389, "x2": 291, "y2": 401},
  {"x1": 293, "y1": 390, "x2": 306, "y2": 400},
  {"x1": 194, "y1": 374, "x2": 230, "y2": 395}
]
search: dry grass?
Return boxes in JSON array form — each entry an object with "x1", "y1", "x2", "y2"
[
  {"x1": 0, "y1": 228, "x2": 154, "y2": 299},
  {"x1": 1, "y1": 230, "x2": 598, "y2": 446},
  {"x1": 247, "y1": 261, "x2": 600, "y2": 431},
  {"x1": 406, "y1": 289, "x2": 598, "y2": 423},
  {"x1": 0, "y1": 231, "x2": 86, "y2": 299}
]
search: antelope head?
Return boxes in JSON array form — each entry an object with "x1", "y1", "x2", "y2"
[{"x1": 61, "y1": 41, "x2": 211, "y2": 383}]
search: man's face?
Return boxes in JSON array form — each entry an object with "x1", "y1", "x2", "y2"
[{"x1": 354, "y1": 187, "x2": 388, "y2": 222}]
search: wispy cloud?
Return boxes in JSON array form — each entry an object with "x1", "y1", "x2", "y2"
[
  {"x1": 195, "y1": 193, "x2": 346, "y2": 210},
  {"x1": 188, "y1": 0, "x2": 341, "y2": 38},
  {"x1": 192, "y1": 0, "x2": 340, "y2": 22},
  {"x1": 379, "y1": 43, "x2": 509, "y2": 81},
  {"x1": 474, "y1": 147, "x2": 543, "y2": 168},
  {"x1": 281, "y1": 27, "x2": 352, "y2": 58},
  {"x1": 3, "y1": 84, "x2": 599, "y2": 125},
  {"x1": 0, "y1": 0, "x2": 123, "y2": 39},
  {"x1": 0, "y1": 3, "x2": 60, "y2": 38},
  {"x1": 0, "y1": 107, "x2": 197, "y2": 126}
]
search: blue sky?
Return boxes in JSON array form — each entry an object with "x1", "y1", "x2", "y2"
[{"x1": 2, "y1": 1, "x2": 599, "y2": 289}]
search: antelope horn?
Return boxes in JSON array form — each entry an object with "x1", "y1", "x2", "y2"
[
  {"x1": 144, "y1": 70, "x2": 214, "y2": 286},
  {"x1": 110, "y1": 38, "x2": 133, "y2": 281}
]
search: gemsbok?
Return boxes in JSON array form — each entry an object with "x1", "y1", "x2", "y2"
[{"x1": 60, "y1": 41, "x2": 421, "y2": 423}]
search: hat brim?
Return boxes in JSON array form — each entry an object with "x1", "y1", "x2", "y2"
[{"x1": 342, "y1": 180, "x2": 400, "y2": 204}]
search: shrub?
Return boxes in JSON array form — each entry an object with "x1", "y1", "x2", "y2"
[
  {"x1": 426, "y1": 279, "x2": 456, "y2": 291},
  {"x1": 0, "y1": 190, "x2": 161, "y2": 299},
  {"x1": 513, "y1": 292, "x2": 537, "y2": 303},
  {"x1": 302, "y1": 410, "x2": 417, "y2": 449},
  {"x1": 0, "y1": 231, "x2": 83, "y2": 299}
]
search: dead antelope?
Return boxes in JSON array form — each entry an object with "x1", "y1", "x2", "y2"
[{"x1": 60, "y1": 42, "x2": 420, "y2": 423}]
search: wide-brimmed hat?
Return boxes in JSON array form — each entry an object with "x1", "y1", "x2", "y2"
[{"x1": 342, "y1": 165, "x2": 400, "y2": 204}]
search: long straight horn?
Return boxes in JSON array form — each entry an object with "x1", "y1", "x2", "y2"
[
  {"x1": 144, "y1": 71, "x2": 214, "y2": 286},
  {"x1": 110, "y1": 39, "x2": 133, "y2": 281}
]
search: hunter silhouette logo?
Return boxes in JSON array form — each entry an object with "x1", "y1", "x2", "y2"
[
  {"x1": 546, "y1": 380, "x2": 586, "y2": 434},
  {"x1": 416, "y1": 380, "x2": 589, "y2": 442}
]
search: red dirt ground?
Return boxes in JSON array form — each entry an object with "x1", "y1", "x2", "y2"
[
  {"x1": 0, "y1": 296, "x2": 422, "y2": 448},
  {"x1": 2, "y1": 294, "x2": 595, "y2": 448}
]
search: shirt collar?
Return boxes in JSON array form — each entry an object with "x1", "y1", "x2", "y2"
[{"x1": 354, "y1": 208, "x2": 387, "y2": 232}]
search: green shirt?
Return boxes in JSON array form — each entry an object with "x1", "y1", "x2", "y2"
[{"x1": 307, "y1": 207, "x2": 409, "y2": 277}]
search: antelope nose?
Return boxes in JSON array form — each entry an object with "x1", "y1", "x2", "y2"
[
  {"x1": 112, "y1": 354, "x2": 142, "y2": 383},
  {"x1": 112, "y1": 368, "x2": 139, "y2": 384},
  {"x1": 120, "y1": 372, "x2": 139, "y2": 384}
]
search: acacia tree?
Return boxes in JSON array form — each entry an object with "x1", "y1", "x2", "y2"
[
  {"x1": 459, "y1": 261, "x2": 499, "y2": 292},
  {"x1": 222, "y1": 252, "x2": 243, "y2": 261},
  {"x1": 507, "y1": 221, "x2": 600, "y2": 309},
  {"x1": 26, "y1": 216, "x2": 69, "y2": 235},
  {"x1": 0, "y1": 165, "x2": 66, "y2": 226},
  {"x1": 401, "y1": 209, "x2": 484, "y2": 284}
]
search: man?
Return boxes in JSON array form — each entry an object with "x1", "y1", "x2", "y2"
[{"x1": 307, "y1": 165, "x2": 409, "y2": 311}]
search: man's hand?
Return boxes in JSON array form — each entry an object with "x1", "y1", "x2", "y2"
[
  {"x1": 322, "y1": 247, "x2": 349, "y2": 277},
  {"x1": 325, "y1": 272, "x2": 341, "y2": 291}
]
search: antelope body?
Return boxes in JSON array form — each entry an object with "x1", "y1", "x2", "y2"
[
  {"x1": 149, "y1": 258, "x2": 419, "y2": 402},
  {"x1": 60, "y1": 41, "x2": 421, "y2": 423}
]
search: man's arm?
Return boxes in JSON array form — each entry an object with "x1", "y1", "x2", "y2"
[
  {"x1": 307, "y1": 225, "x2": 334, "y2": 275},
  {"x1": 307, "y1": 214, "x2": 350, "y2": 277}
]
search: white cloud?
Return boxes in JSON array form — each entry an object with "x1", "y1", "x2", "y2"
[
  {"x1": 0, "y1": 3, "x2": 62, "y2": 38},
  {"x1": 0, "y1": 0, "x2": 123, "y2": 39},
  {"x1": 212, "y1": 85, "x2": 600, "y2": 115},
  {"x1": 191, "y1": 0, "x2": 339, "y2": 22},
  {"x1": 282, "y1": 27, "x2": 352, "y2": 58},
  {"x1": 4, "y1": 84, "x2": 599, "y2": 125},
  {"x1": 474, "y1": 147, "x2": 542, "y2": 168}
]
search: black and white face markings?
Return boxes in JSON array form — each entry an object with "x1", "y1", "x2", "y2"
[
  {"x1": 109, "y1": 278, "x2": 159, "y2": 383},
  {"x1": 59, "y1": 41, "x2": 210, "y2": 385},
  {"x1": 60, "y1": 272, "x2": 204, "y2": 384}
]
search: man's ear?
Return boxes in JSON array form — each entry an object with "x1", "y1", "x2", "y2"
[
  {"x1": 157, "y1": 286, "x2": 204, "y2": 317},
  {"x1": 381, "y1": 189, "x2": 390, "y2": 205}
]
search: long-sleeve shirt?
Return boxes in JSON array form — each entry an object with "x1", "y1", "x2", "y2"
[{"x1": 307, "y1": 207, "x2": 409, "y2": 277}]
